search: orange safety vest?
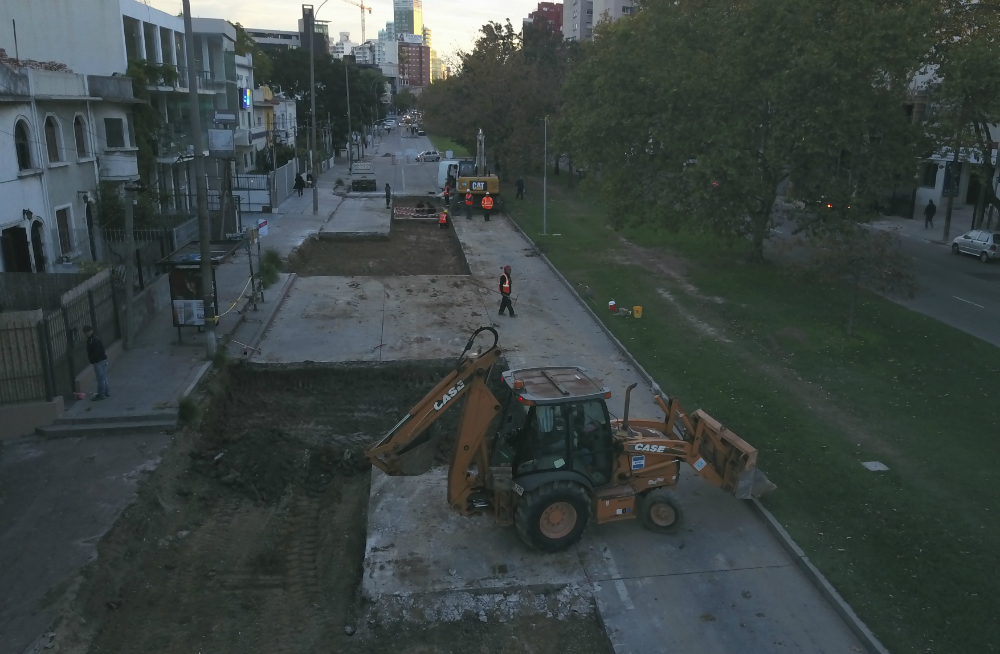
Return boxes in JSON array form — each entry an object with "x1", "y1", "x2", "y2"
[
  {"x1": 445, "y1": 185, "x2": 450, "y2": 195},
  {"x1": 439, "y1": 212, "x2": 448, "y2": 224},
  {"x1": 499, "y1": 273, "x2": 511, "y2": 295},
  {"x1": 482, "y1": 196, "x2": 494, "y2": 211},
  {"x1": 465, "y1": 193, "x2": 473, "y2": 206}
]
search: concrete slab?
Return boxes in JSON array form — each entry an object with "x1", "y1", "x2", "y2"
[
  {"x1": 320, "y1": 197, "x2": 391, "y2": 239},
  {"x1": 256, "y1": 276, "x2": 485, "y2": 363},
  {"x1": 364, "y1": 468, "x2": 583, "y2": 598}
]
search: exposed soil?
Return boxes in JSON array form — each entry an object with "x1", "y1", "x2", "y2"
[
  {"x1": 46, "y1": 364, "x2": 610, "y2": 654},
  {"x1": 288, "y1": 221, "x2": 470, "y2": 276}
]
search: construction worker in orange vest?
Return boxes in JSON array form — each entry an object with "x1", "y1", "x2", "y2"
[
  {"x1": 439, "y1": 209, "x2": 448, "y2": 229},
  {"x1": 498, "y1": 265, "x2": 515, "y2": 317},
  {"x1": 465, "y1": 192, "x2": 473, "y2": 220},
  {"x1": 444, "y1": 183, "x2": 451, "y2": 207}
]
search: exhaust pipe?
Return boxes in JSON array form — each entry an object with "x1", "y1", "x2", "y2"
[{"x1": 622, "y1": 383, "x2": 638, "y2": 431}]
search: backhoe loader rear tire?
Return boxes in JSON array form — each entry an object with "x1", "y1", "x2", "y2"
[
  {"x1": 640, "y1": 489, "x2": 684, "y2": 534},
  {"x1": 514, "y1": 481, "x2": 591, "y2": 552}
]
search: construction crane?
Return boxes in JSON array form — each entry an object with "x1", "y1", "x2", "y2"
[{"x1": 340, "y1": 0, "x2": 372, "y2": 45}]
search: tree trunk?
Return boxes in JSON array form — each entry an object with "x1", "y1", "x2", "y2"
[
  {"x1": 942, "y1": 134, "x2": 962, "y2": 242},
  {"x1": 974, "y1": 168, "x2": 988, "y2": 229}
]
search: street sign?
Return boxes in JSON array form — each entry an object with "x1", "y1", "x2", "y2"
[
  {"x1": 482, "y1": 196, "x2": 494, "y2": 211},
  {"x1": 214, "y1": 111, "x2": 237, "y2": 123},
  {"x1": 208, "y1": 128, "x2": 234, "y2": 154},
  {"x1": 258, "y1": 218, "x2": 269, "y2": 237}
]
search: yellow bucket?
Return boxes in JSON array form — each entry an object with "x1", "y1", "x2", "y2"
[{"x1": 633, "y1": 306, "x2": 643, "y2": 318}]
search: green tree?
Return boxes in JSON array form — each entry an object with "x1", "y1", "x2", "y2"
[
  {"x1": 921, "y1": 1, "x2": 1000, "y2": 237},
  {"x1": 562, "y1": 0, "x2": 929, "y2": 261},
  {"x1": 230, "y1": 22, "x2": 273, "y2": 84}
]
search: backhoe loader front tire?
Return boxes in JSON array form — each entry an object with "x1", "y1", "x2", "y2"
[
  {"x1": 514, "y1": 481, "x2": 591, "y2": 552},
  {"x1": 640, "y1": 489, "x2": 684, "y2": 534}
]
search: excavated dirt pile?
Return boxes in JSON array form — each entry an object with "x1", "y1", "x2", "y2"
[
  {"x1": 46, "y1": 363, "x2": 612, "y2": 654},
  {"x1": 287, "y1": 221, "x2": 470, "y2": 276}
]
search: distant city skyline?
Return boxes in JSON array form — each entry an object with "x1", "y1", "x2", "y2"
[{"x1": 143, "y1": 0, "x2": 548, "y2": 59}]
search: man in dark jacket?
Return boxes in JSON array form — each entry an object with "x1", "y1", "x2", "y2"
[
  {"x1": 83, "y1": 325, "x2": 109, "y2": 400},
  {"x1": 924, "y1": 199, "x2": 937, "y2": 229},
  {"x1": 498, "y1": 265, "x2": 515, "y2": 317},
  {"x1": 515, "y1": 178, "x2": 525, "y2": 200},
  {"x1": 385, "y1": 183, "x2": 392, "y2": 208}
]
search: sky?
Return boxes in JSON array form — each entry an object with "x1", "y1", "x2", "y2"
[{"x1": 144, "y1": 0, "x2": 544, "y2": 60}]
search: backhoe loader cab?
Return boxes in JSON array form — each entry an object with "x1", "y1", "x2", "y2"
[{"x1": 364, "y1": 327, "x2": 773, "y2": 553}]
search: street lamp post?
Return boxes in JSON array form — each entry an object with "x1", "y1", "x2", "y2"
[
  {"x1": 543, "y1": 115, "x2": 548, "y2": 236},
  {"x1": 344, "y1": 60, "x2": 353, "y2": 166}
]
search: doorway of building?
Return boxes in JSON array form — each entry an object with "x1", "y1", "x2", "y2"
[
  {"x1": 86, "y1": 202, "x2": 98, "y2": 261},
  {"x1": 1, "y1": 226, "x2": 32, "y2": 272},
  {"x1": 30, "y1": 221, "x2": 46, "y2": 272}
]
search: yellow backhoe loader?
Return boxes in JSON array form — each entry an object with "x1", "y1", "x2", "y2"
[{"x1": 365, "y1": 327, "x2": 774, "y2": 552}]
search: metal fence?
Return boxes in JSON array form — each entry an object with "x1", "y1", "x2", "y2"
[
  {"x1": 0, "y1": 271, "x2": 119, "y2": 404},
  {"x1": 272, "y1": 159, "x2": 298, "y2": 207}
]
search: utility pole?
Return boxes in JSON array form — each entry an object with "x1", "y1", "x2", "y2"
[
  {"x1": 304, "y1": 4, "x2": 323, "y2": 214},
  {"x1": 123, "y1": 182, "x2": 137, "y2": 350},
  {"x1": 344, "y1": 59, "x2": 353, "y2": 166},
  {"x1": 182, "y1": 0, "x2": 216, "y2": 357},
  {"x1": 543, "y1": 115, "x2": 548, "y2": 236}
]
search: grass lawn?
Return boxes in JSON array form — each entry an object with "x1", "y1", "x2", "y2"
[
  {"x1": 427, "y1": 135, "x2": 470, "y2": 158},
  {"x1": 504, "y1": 175, "x2": 1000, "y2": 654}
]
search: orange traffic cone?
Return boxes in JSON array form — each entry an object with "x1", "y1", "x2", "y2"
[{"x1": 439, "y1": 211, "x2": 449, "y2": 229}]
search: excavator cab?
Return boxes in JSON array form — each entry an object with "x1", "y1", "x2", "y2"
[{"x1": 491, "y1": 368, "x2": 617, "y2": 489}]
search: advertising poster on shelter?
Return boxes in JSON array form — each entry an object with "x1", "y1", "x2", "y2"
[{"x1": 169, "y1": 268, "x2": 205, "y2": 326}]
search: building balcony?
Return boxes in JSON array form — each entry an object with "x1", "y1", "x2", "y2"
[
  {"x1": 155, "y1": 127, "x2": 194, "y2": 160},
  {"x1": 250, "y1": 128, "x2": 268, "y2": 143},
  {"x1": 234, "y1": 129, "x2": 251, "y2": 147},
  {"x1": 99, "y1": 150, "x2": 140, "y2": 181}
]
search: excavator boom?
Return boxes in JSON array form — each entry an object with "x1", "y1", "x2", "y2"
[{"x1": 365, "y1": 327, "x2": 504, "y2": 512}]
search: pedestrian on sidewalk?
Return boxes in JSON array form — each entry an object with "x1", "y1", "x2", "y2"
[
  {"x1": 515, "y1": 178, "x2": 525, "y2": 200},
  {"x1": 306, "y1": 171, "x2": 314, "y2": 188},
  {"x1": 294, "y1": 173, "x2": 305, "y2": 196},
  {"x1": 924, "y1": 199, "x2": 937, "y2": 229},
  {"x1": 498, "y1": 266, "x2": 515, "y2": 317},
  {"x1": 385, "y1": 182, "x2": 392, "y2": 208},
  {"x1": 83, "y1": 326, "x2": 110, "y2": 400}
]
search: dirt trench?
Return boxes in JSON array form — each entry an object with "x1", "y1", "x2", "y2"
[{"x1": 48, "y1": 363, "x2": 611, "y2": 654}]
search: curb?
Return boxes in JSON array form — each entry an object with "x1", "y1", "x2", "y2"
[
  {"x1": 246, "y1": 272, "x2": 297, "y2": 361},
  {"x1": 502, "y1": 211, "x2": 890, "y2": 654},
  {"x1": 750, "y1": 500, "x2": 890, "y2": 654}
]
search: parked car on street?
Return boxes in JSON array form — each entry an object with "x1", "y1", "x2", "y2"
[
  {"x1": 417, "y1": 129, "x2": 427, "y2": 136},
  {"x1": 419, "y1": 150, "x2": 441, "y2": 162},
  {"x1": 952, "y1": 230, "x2": 1000, "y2": 262}
]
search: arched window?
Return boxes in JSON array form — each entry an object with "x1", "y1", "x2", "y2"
[
  {"x1": 74, "y1": 116, "x2": 88, "y2": 158},
  {"x1": 44, "y1": 116, "x2": 62, "y2": 163},
  {"x1": 15, "y1": 120, "x2": 32, "y2": 170}
]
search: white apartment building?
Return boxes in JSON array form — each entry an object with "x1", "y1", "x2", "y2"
[
  {"x1": 562, "y1": 0, "x2": 594, "y2": 40},
  {"x1": 592, "y1": 0, "x2": 634, "y2": 24},
  {"x1": 0, "y1": 59, "x2": 139, "y2": 272},
  {"x1": 332, "y1": 32, "x2": 359, "y2": 59},
  {"x1": 245, "y1": 28, "x2": 301, "y2": 52}
]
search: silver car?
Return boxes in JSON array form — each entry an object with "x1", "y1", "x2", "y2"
[{"x1": 952, "y1": 230, "x2": 1000, "y2": 262}]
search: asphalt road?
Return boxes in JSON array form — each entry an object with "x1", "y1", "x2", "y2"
[
  {"x1": 772, "y1": 215, "x2": 1000, "y2": 348},
  {"x1": 894, "y1": 231, "x2": 1000, "y2": 347}
]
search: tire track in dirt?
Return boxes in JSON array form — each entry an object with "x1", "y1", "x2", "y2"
[{"x1": 271, "y1": 489, "x2": 323, "y2": 654}]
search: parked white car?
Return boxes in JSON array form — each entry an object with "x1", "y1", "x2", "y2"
[
  {"x1": 952, "y1": 230, "x2": 1000, "y2": 262},
  {"x1": 419, "y1": 150, "x2": 442, "y2": 162}
]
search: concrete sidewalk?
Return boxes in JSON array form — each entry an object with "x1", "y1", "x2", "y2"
[{"x1": 872, "y1": 212, "x2": 986, "y2": 245}]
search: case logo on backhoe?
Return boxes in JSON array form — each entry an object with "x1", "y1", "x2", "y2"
[
  {"x1": 632, "y1": 443, "x2": 667, "y2": 454},
  {"x1": 433, "y1": 380, "x2": 465, "y2": 410}
]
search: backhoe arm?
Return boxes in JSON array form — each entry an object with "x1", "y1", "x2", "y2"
[{"x1": 365, "y1": 327, "x2": 504, "y2": 512}]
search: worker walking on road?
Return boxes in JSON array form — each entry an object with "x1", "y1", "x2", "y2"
[
  {"x1": 924, "y1": 199, "x2": 936, "y2": 229},
  {"x1": 444, "y1": 183, "x2": 451, "y2": 207},
  {"x1": 515, "y1": 177, "x2": 525, "y2": 200},
  {"x1": 482, "y1": 191, "x2": 493, "y2": 222},
  {"x1": 385, "y1": 183, "x2": 392, "y2": 209},
  {"x1": 498, "y1": 265, "x2": 515, "y2": 318},
  {"x1": 465, "y1": 192, "x2": 473, "y2": 220}
]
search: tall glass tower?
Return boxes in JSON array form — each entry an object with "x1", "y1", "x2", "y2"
[{"x1": 393, "y1": 0, "x2": 423, "y2": 35}]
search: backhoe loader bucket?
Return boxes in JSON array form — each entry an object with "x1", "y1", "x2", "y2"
[{"x1": 688, "y1": 409, "x2": 775, "y2": 499}]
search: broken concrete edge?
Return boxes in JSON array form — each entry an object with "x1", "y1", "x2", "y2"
[
  {"x1": 245, "y1": 272, "x2": 297, "y2": 363},
  {"x1": 503, "y1": 212, "x2": 891, "y2": 654},
  {"x1": 178, "y1": 272, "x2": 297, "y2": 397},
  {"x1": 317, "y1": 231, "x2": 390, "y2": 241},
  {"x1": 749, "y1": 500, "x2": 890, "y2": 654}
]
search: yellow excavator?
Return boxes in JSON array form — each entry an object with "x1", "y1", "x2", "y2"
[
  {"x1": 365, "y1": 327, "x2": 774, "y2": 552},
  {"x1": 454, "y1": 129, "x2": 500, "y2": 209}
]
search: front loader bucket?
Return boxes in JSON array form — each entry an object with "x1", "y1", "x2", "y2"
[{"x1": 687, "y1": 409, "x2": 776, "y2": 498}]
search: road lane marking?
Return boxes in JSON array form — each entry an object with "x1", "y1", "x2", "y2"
[
  {"x1": 601, "y1": 546, "x2": 635, "y2": 610},
  {"x1": 953, "y1": 296, "x2": 985, "y2": 309}
]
